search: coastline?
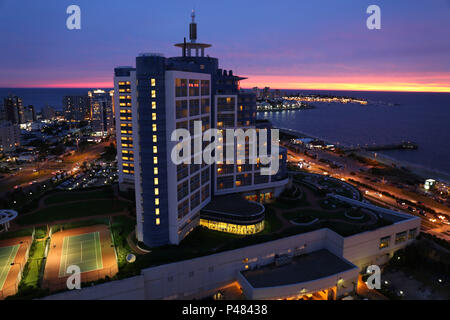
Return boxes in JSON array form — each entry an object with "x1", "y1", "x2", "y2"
[{"x1": 277, "y1": 127, "x2": 450, "y2": 184}]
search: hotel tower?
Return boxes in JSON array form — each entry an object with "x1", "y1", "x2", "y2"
[{"x1": 114, "y1": 11, "x2": 288, "y2": 247}]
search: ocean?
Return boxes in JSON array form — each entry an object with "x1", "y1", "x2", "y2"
[
  {"x1": 0, "y1": 88, "x2": 112, "y2": 111},
  {"x1": 1, "y1": 88, "x2": 449, "y2": 178},
  {"x1": 256, "y1": 90, "x2": 450, "y2": 178}
]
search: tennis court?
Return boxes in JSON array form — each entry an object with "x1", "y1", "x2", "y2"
[
  {"x1": 43, "y1": 224, "x2": 118, "y2": 291},
  {"x1": 0, "y1": 245, "x2": 19, "y2": 290},
  {"x1": 58, "y1": 232, "x2": 103, "y2": 277},
  {"x1": 0, "y1": 237, "x2": 31, "y2": 299}
]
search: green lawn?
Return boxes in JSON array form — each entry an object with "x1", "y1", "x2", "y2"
[
  {"x1": 282, "y1": 208, "x2": 370, "y2": 223},
  {"x1": 44, "y1": 188, "x2": 114, "y2": 206},
  {"x1": 263, "y1": 207, "x2": 283, "y2": 233},
  {"x1": 21, "y1": 240, "x2": 46, "y2": 288},
  {"x1": 16, "y1": 199, "x2": 128, "y2": 225}
]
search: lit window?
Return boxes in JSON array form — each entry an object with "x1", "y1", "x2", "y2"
[
  {"x1": 152, "y1": 101, "x2": 156, "y2": 109},
  {"x1": 154, "y1": 167, "x2": 158, "y2": 175},
  {"x1": 153, "y1": 146, "x2": 158, "y2": 153},
  {"x1": 155, "y1": 188, "x2": 159, "y2": 195},
  {"x1": 152, "y1": 113, "x2": 156, "y2": 120},
  {"x1": 153, "y1": 135, "x2": 157, "y2": 143},
  {"x1": 156, "y1": 218, "x2": 160, "y2": 225},
  {"x1": 155, "y1": 198, "x2": 159, "y2": 205},
  {"x1": 151, "y1": 78, "x2": 156, "y2": 86},
  {"x1": 152, "y1": 124, "x2": 157, "y2": 132},
  {"x1": 155, "y1": 208, "x2": 160, "y2": 215},
  {"x1": 153, "y1": 157, "x2": 158, "y2": 164},
  {"x1": 151, "y1": 90, "x2": 156, "y2": 98},
  {"x1": 154, "y1": 178, "x2": 159, "y2": 185}
]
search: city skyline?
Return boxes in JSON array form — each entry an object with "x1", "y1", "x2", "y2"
[
  {"x1": 0, "y1": 2, "x2": 448, "y2": 302},
  {"x1": 0, "y1": 0, "x2": 449, "y2": 92}
]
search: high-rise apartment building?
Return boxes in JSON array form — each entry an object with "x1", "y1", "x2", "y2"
[
  {"x1": 63, "y1": 95, "x2": 90, "y2": 123},
  {"x1": 114, "y1": 67, "x2": 138, "y2": 192},
  {"x1": 3, "y1": 95, "x2": 24, "y2": 124},
  {"x1": 114, "y1": 11, "x2": 288, "y2": 247},
  {"x1": 0, "y1": 121, "x2": 20, "y2": 153},
  {"x1": 89, "y1": 89, "x2": 115, "y2": 136},
  {"x1": 22, "y1": 105, "x2": 36, "y2": 123},
  {"x1": 41, "y1": 106, "x2": 56, "y2": 120}
]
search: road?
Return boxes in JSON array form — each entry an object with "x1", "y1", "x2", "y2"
[
  {"x1": 285, "y1": 144, "x2": 450, "y2": 233},
  {"x1": 0, "y1": 141, "x2": 110, "y2": 194}
]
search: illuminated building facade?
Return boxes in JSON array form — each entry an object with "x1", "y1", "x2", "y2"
[
  {"x1": 63, "y1": 95, "x2": 90, "y2": 122},
  {"x1": 114, "y1": 12, "x2": 288, "y2": 247},
  {"x1": 114, "y1": 67, "x2": 138, "y2": 192},
  {"x1": 89, "y1": 89, "x2": 115, "y2": 136},
  {"x1": 3, "y1": 95, "x2": 24, "y2": 124},
  {"x1": 0, "y1": 121, "x2": 20, "y2": 153}
]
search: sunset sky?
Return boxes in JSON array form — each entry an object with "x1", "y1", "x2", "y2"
[{"x1": 1, "y1": 0, "x2": 449, "y2": 92}]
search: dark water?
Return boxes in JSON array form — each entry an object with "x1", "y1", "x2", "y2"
[
  {"x1": 0, "y1": 88, "x2": 112, "y2": 111},
  {"x1": 257, "y1": 90, "x2": 450, "y2": 175}
]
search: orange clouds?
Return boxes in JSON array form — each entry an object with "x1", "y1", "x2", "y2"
[{"x1": 241, "y1": 74, "x2": 450, "y2": 93}]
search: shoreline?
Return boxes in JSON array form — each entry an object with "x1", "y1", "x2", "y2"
[{"x1": 277, "y1": 127, "x2": 450, "y2": 184}]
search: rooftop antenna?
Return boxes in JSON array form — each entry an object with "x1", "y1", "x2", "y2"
[
  {"x1": 189, "y1": 8, "x2": 197, "y2": 43},
  {"x1": 175, "y1": 9, "x2": 211, "y2": 57}
]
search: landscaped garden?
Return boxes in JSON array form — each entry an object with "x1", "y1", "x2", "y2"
[
  {"x1": 16, "y1": 199, "x2": 129, "y2": 225},
  {"x1": 43, "y1": 187, "x2": 115, "y2": 205}
]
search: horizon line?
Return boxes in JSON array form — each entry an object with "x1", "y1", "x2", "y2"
[{"x1": 1, "y1": 86, "x2": 449, "y2": 94}]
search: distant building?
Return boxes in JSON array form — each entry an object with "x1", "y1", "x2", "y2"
[
  {"x1": 262, "y1": 87, "x2": 271, "y2": 99},
  {"x1": 22, "y1": 105, "x2": 36, "y2": 123},
  {"x1": 41, "y1": 106, "x2": 56, "y2": 120},
  {"x1": 0, "y1": 121, "x2": 20, "y2": 153},
  {"x1": 3, "y1": 95, "x2": 24, "y2": 124},
  {"x1": 274, "y1": 89, "x2": 281, "y2": 99},
  {"x1": 252, "y1": 87, "x2": 261, "y2": 99},
  {"x1": 89, "y1": 89, "x2": 115, "y2": 136},
  {"x1": 63, "y1": 95, "x2": 90, "y2": 122}
]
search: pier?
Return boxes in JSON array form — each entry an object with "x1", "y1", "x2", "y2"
[{"x1": 278, "y1": 128, "x2": 418, "y2": 152}]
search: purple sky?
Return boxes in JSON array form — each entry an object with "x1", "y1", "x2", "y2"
[{"x1": 1, "y1": 0, "x2": 449, "y2": 91}]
